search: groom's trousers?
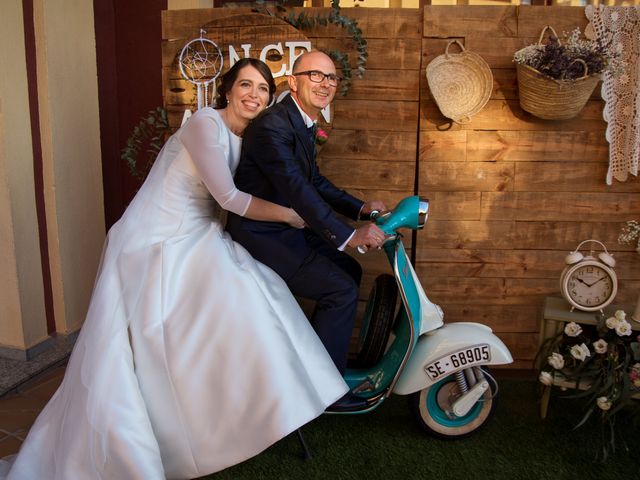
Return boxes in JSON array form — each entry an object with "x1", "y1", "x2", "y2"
[{"x1": 285, "y1": 230, "x2": 362, "y2": 374}]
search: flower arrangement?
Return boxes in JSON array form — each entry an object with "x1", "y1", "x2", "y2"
[
  {"x1": 538, "y1": 310, "x2": 640, "y2": 458},
  {"x1": 619, "y1": 220, "x2": 640, "y2": 254},
  {"x1": 513, "y1": 27, "x2": 622, "y2": 80}
]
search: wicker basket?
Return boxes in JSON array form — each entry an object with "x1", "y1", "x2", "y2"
[
  {"x1": 515, "y1": 26, "x2": 601, "y2": 120},
  {"x1": 426, "y1": 40, "x2": 493, "y2": 124}
]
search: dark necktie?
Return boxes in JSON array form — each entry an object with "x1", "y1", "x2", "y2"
[
  {"x1": 307, "y1": 124, "x2": 317, "y2": 142},
  {"x1": 307, "y1": 124, "x2": 317, "y2": 158}
]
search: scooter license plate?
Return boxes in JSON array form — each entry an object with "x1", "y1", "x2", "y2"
[{"x1": 424, "y1": 344, "x2": 491, "y2": 381}]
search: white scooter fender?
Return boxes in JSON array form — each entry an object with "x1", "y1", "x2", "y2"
[{"x1": 393, "y1": 322, "x2": 513, "y2": 395}]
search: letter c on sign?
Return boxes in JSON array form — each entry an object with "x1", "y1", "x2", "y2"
[{"x1": 260, "y1": 43, "x2": 286, "y2": 78}]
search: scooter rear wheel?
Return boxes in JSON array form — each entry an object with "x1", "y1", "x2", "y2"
[
  {"x1": 353, "y1": 274, "x2": 398, "y2": 368},
  {"x1": 408, "y1": 367, "x2": 497, "y2": 439}
]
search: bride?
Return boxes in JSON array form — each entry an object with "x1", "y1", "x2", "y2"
[{"x1": 0, "y1": 58, "x2": 348, "y2": 480}]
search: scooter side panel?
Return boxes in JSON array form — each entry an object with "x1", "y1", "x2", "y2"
[
  {"x1": 392, "y1": 322, "x2": 514, "y2": 395},
  {"x1": 392, "y1": 242, "x2": 443, "y2": 335}
]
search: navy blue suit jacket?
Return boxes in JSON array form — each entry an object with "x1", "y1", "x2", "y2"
[{"x1": 226, "y1": 94, "x2": 364, "y2": 280}]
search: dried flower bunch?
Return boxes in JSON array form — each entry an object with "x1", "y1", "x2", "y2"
[
  {"x1": 538, "y1": 310, "x2": 640, "y2": 458},
  {"x1": 618, "y1": 220, "x2": 640, "y2": 254},
  {"x1": 513, "y1": 27, "x2": 623, "y2": 81}
]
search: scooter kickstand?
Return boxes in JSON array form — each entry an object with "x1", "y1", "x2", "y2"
[{"x1": 295, "y1": 428, "x2": 313, "y2": 460}]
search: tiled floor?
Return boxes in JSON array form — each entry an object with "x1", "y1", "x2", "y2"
[{"x1": 0, "y1": 364, "x2": 66, "y2": 457}]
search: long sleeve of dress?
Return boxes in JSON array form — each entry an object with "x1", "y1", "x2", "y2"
[{"x1": 180, "y1": 112, "x2": 252, "y2": 216}]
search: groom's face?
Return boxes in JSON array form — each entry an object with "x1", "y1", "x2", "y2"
[{"x1": 288, "y1": 52, "x2": 337, "y2": 120}]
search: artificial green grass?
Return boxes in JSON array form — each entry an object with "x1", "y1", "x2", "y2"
[{"x1": 203, "y1": 377, "x2": 639, "y2": 480}]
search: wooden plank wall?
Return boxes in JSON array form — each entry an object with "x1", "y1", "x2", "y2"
[
  {"x1": 162, "y1": 6, "x2": 640, "y2": 369},
  {"x1": 419, "y1": 6, "x2": 640, "y2": 369}
]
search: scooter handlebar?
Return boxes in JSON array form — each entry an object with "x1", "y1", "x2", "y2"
[
  {"x1": 357, "y1": 234, "x2": 397, "y2": 255},
  {"x1": 356, "y1": 195, "x2": 429, "y2": 253}
]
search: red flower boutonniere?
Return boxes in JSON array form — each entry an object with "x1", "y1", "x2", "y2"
[{"x1": 315, "y1": 128, "x2": 329, "y2": 146}]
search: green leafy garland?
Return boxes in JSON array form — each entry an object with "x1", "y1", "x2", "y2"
[{"x1": 121, "y1": 107, "x2": 171, "y2": 180}]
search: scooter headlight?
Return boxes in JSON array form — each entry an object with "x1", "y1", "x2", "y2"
[{"x1": 417, "y1": 197, "x2": 429, "y2": 229}]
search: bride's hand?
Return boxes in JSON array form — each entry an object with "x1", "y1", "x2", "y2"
[{"x1": 287, "y1": 209, "x2": 306, "y2": 229}]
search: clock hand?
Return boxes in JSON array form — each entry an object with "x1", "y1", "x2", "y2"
[
  {"x1": 585, "y1": 277, "x2": 607, "y2": 288},
  {"x1": 575, "y1": 278, "x2": 589, "y2": 286}
]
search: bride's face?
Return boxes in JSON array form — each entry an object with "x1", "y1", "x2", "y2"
[{"x1": 226, "y1": 66, "x2": 271, "y2": 122}]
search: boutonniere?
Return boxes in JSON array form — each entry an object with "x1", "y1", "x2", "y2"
[{"x1": 315, "y1": 128, "x2": 329, "y2": 146}]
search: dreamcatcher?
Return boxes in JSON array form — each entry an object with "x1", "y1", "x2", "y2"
[{"x1": 178, "y1": 29, "x2": 223, "y2": 110}]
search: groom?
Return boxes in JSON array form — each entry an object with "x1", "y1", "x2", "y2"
[{"x1": 226, "y1": 51, "x2": 386, "y2": 410}]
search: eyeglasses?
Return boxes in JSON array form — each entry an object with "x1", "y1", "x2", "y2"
[{"x1": 292, "y1": 70, "x2": 342, "y2": 87}]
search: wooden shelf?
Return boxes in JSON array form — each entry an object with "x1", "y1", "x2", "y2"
[{"x1": 539, "y1": 297, "x2": 639, "y2": 348}]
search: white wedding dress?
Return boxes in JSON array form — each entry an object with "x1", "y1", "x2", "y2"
[{"x1": 0, "y1": 108, "x2": 347, "y2": 480}]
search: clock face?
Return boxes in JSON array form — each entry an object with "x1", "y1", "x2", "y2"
[{"x1": 565, "y1": 263, "x2": 615, "y2": 309}]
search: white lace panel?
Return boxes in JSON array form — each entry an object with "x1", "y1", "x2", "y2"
[{"x1": 585, "y1": 5, "x2": 640, "y2": 185}]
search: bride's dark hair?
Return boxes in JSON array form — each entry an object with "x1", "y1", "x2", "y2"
[{"x1": 215, "y1": 58, "x2": 276, "y2": 109}]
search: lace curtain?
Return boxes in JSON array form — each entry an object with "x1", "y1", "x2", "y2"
[{"x1": 585, "y1": 6, "x2": 640, "y2": 185}]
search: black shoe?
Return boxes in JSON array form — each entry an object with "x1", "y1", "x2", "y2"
[{"x1": 325, "y1": 392, "x2": 369, "y2": 412}]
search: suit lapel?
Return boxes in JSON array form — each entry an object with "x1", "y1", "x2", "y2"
[{"x1": 283, "y1": 96, "x2": 315, "y2": 176}]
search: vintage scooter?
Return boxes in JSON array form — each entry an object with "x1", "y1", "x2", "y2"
[{"x1": 329, "y1": 195, "x2": 513, "y2": 438}]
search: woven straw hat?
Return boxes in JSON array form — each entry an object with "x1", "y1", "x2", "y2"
[{"x1": 426, "y1": 40, "x2": 493, "y2": 124}]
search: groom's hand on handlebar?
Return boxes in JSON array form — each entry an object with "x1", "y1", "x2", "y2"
[
  {"x1": 360, "y1": 200, "x2": 387, "y2": 220},
  {"x1": 348, "y1": 224, "x2": 386, "y2": 251}
]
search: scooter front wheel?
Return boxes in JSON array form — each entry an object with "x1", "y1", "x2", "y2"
[
  {"x1": 353, "y1": 274, "x2": 397, "y2": 368},
  {"x1": 408, "y1": 367, "x2": 497, "y2": 439}
]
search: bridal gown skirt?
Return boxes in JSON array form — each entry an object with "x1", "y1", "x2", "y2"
[{"x1": 1, "y1": 219, "x2": 348, "y2": 480}]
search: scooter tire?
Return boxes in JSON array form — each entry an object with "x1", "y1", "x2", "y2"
[
  {"x1": 408, "y1": 367, "x2": 497, "y2": 439},
  {"x1": 354, "y1": 274, "x2": 398, "y2": 368}
]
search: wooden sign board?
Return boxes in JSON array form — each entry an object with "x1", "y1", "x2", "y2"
[{"x1": 164, "y1": 13, "x2": 311, "y2": 116}]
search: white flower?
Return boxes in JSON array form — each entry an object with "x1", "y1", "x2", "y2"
[
  {"x1": 547, "y1": 352, "x2": 565, "y2": 370},
  {"x1": 570, "y1": 343, "x2": 591, "y2": 361},
  {"x1": 539, "y1": 371, "x2": 554, "y2": 386},
  {"x1": 605, "y1": 316, "x2": 620, "y2": 329},
  {"x1": 597, "y1": 396, "x2": 612, "y2": 411},
  {"x1": 614, "y1": 310, "x2": 627, "y2": 321},
  {"x1": 615, "y1": 320, "x2": 632, "y2": 337},
  {"x1": 619, "y1": 221, "x2": 640, "y2": 244},
  {"x1": 593, "y1": 339, "x2": 608, "y2": 354},
  {"x1": 564, "y1": 322, "x2": 583, "y2": 337}
]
